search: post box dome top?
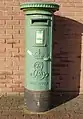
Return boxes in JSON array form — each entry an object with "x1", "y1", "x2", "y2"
[{"x1": 20, "y1": 2, "x2": 59, "y2": 12}]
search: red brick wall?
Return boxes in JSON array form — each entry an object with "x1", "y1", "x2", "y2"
[
  {"x1": 0, "y1": 0, "x2": 83, "y2": 95},
  {"x1": 52, "y1": 0, "x2": 83, "y2": 94}
]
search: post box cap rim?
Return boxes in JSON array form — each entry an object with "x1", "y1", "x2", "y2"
[{"x1": 20, "y1": 2, "x2": 59, "y2": 11}]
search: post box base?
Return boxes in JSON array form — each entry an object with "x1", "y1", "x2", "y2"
[{"x1": 24, "y1": 88, "x2": 51, "y2": 112}]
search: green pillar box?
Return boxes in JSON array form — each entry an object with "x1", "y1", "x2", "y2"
[{"x1": 20, "y1": 2, "x2": 59, "y2": 112}]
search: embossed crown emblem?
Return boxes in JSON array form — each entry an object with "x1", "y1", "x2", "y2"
[{"x1": 33, "y1": 49, "x2": 45, "y2": 59}]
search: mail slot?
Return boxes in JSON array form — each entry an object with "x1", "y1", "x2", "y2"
[
  {"x1": 31, "y1": 19, "x2": 48, "y2": 24},
  {"x1": 20, "y1": 2, "x2": 59, "y2": 113}
]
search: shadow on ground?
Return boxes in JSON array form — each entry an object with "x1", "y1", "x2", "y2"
[
  {"x1": 51, "y1": 16, "x2": 83, "y2": 108},
  {"x1": 0, "y1": 95, "x2": 83, "y2": 119}
]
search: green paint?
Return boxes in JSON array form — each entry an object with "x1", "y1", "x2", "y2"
[
  {"x1": 20, "y1": 2, "x2": 59, "y2": 91},
  {"x1": 20, "y1": 2, "x2": 59, "y2": 11}
]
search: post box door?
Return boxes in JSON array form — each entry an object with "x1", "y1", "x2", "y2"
[{"x1": 25, "y1": 18, "x2": 52, "y2": 91}]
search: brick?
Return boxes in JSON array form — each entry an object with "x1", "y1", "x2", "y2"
[
  {"x1": 20, "y1": 10, "x2": 25, "y2": 16},
  {"x1": 20, "y1": 0, "x2": 27, "y2": 3},
  {"x1": 0, "y1": 15, "x2": 12, "y2": 20},
  {"x1": 20, "y1": 83, "x2": 24, "y2": 87},
  {"x1": 6, "y1": 29, "x2": 20, "y2": 34},
  {"x1": 6, "y1": 92, "x2": 20, "y2": 95},
  {"x1": 0, "y1": 39, "x2": 5, "y2": 44},
  {"x1": 19, "y1": 57, "x2": 25, "y2": 62},
  {"x1": 9, "y1": 66, "x2": 19, "y2": 70},
  {"x1": 12, "y1": 57, "x2": 20, "y2": 67},
  {"x1": 6, "y1": 47, "x2": 18, "y2": 57},
  {"x1": 13, "y1": 41, "x2": 24, "y2": 48},
  {"x1": 4, "y1": 0, "x2": 20, "y2": 6},
  {"x1": 3, "y1": 79, "x2": 12, "y2": 84},
  {"x1": 0, "y1": 45, "x2": 6, "y2": 53},
  {"x1": 5, "y1": 44, "x2": 12, "y2": 49},
  {"x1": 19, "y1": 48, "x2": 24, "y2": 55},
  {"x1": 0, "y1": 10, "x2": 3, "y2": 16},
  {"x1": 0, "y1": 87, "x2": 12, "y2": 93},
  {"x1": 0, "y1": 65, "x2": 6, "y2": 71},
  {"x1": 13, "y1": 24, "x2": 24, "y2": 29},
  {"x1": 55, "y1": 0, "x2": 60, "y2": 3},
  {"x1": 61, "y1": 2, "x2": 75, "y2": 7},
  {"x1": 0, "y1": 6, "x2": 12, "y2": 11},
  {"x1": 5, "y1": 74, "x2": 15, "y2": 79},
  {"x1": 6, "y1": 38, "x2": 20, "y2": 44},
  {"x1": 67, "y1": 7, "x2": 83, "y2": 12},
  {"x1": 12, "y1": 87, "x2": 24, "y2": 92},
  {"x1": 13, "y1": 79, "x2": 23, "y2": 86},
  {"x1": 6, "y1": 20, "x2": 20, "y2": 25},
  {"x1": 4, "y1": 10, "x2": 20, "y2": 16},
  {"x1": 19, "y1": 39, "x2": 25, "y2": 46},
  {"x1": 75, "y1": 3, "x2": 83, "y2": 7},
  {"x1": 75, "y1": 12, "x2": 83, "y2": 17},
  {"x1": 11, "y1": 48, "x2": 19, "y2": 57},
  {"x1": 5, "y1": 52, "x2": 12, "y2": 57},
  {"x1": 6, "y1": 62, "x2": 18, "y2": 70},
  {"x1": 0, "y1": 79, "x2": 7, "y2": 84},
  {"x1": 12, "y1": 34, "x2": 24, "y2": 39},
  {"x1": 5, "y1": 58, "x2": 13, "y2": 69},
  {"x1": 0, "y1": 34, "x2": 12, "y2": 39},
  {"x1": 19, "y1": 59, "x2": 25, "y2": 69},
  {"x1": 60, "y1": 11, "x2": 76, "y2": 17},
  {"x1": 6, "y1": 83, "x2": 20, "y2": 88},
  {"x1": 80, "y1": 88, "x2": 83, "y2": 93},
  {"x1": 19, "y1": 66, "x2": 24, "y2": 70},
  {"x1": 19, "y1": 75, "x2": 24, "y2": 80},
  {"x1": 0, "y1": 20, "x2": 5, "y2": 25},
  {"x1": 12, "y1": 54, "x2": 24, "y2": 58},
  {"x1": 5, "y1": 70, "x2": 12, "y2": 75},
  {"x1": 12, "y1": 6, "x2": 21, "y2": 12},
  {"x1": 0, "y1": 71, "x2": 12, "y2": 76},
  {"x1": 12, "y1": 75, "x2": 22, "y2": 84},
  {"x1": 12, "y1": 79, "x2": 23, "y2": 84},
  {"x1": 11, "y1": 48, "x2": 24, "y2": 57},
  {"x1": 0, "y1": 75, "x2": 5, "y2": 79},
  {"x1": 19, "y1": 29, "x2": 24, "y2": 34},
  {"x1": 12, "y1": 15, "x2": 24, "y2": 20},
  {"x1": 0, "y1": 1, "x2": 4, "y2": 6},
  {"x1": 18, "y1": 50, "x2": 25, "y2": 58},
  {"x1": 0, "y1": 84, "x2": 6, "y2": 88},
  {"x1": 12, "y1": 70, "x2": 24, "y2": 75},
  {"x1": 19, "y1": 20, "x2": 24, "y2": 25}
]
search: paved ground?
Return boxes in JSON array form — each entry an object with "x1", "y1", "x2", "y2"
[{"x1": 0, "y1": 94, "x2": 83, "y2": 119}]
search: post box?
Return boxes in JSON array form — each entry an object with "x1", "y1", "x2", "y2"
[{"x1": 20, "y1": 2, "x2": 59, "y2": 112}]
